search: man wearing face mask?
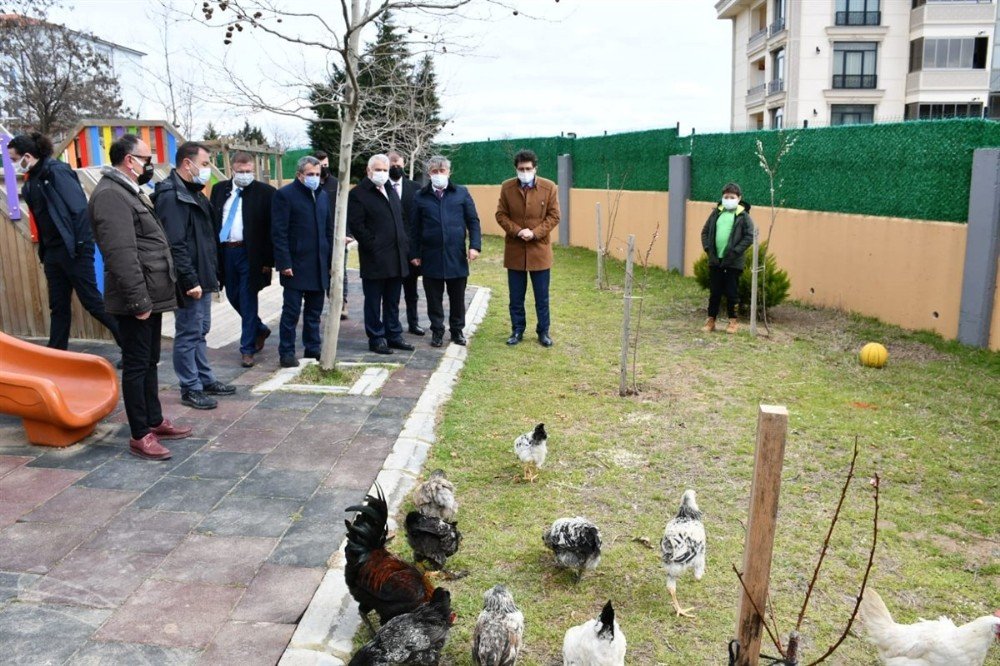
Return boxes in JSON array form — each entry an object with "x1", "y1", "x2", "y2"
[
  {"x1": 496, "y1": 149, "x2": 561, "y2": 347},
  {"x1": 347, "y1": 154, "x2": 412, "y2": 355},
  {"x1": 271, "y1": 155, "x2": 333, "y2": 367},
  {"x1": 387, "y1": 151, "x2": 424, "y2": 336},
  {"x1": 210, "y1": 152, "x2": 276, "y2": 368},
  {"x1": 154, "y1": 141, "x2": 234, "y2": 410},
  {"x1": 700, "y1": 182, "x2": 754, "y2": 334},
  {"x1": 312, "y1": 150, "x2": 350, "y2": 321},
  {"x1": 7, "y1": 133, "x2": 121, "y2": 352}
]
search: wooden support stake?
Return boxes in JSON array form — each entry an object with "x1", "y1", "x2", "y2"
[
  {"x1": 736, "y1": 404, "x2": 789, "y2": 666},
  {"x1": 595, "y1": 202, "x2": 604, "y2": 289},
  {"x1": 619, "y1": 234, "x2": 635, "y2": 396}
]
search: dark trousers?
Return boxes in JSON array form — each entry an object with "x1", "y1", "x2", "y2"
[
  {"x1": 173, "y1": 294, "x2": 217, "y2": 393},
  {"x1": 708, "y1": 265, "x2": 741, "y2": 318},
  {"x1": 42, "y1": 242, "x2": 120, "y2": 350},
  {"x1": 361, "y1": 277, "x2": 403, "y2": 343},
  {"x1": 423, "y1": 276, "x2": 467, "y2": 336},
  {"x1": 222, "y1": 245, "x2": 269, "y2": 355},
  {"x1": 508, "y1": 268, "x2": 550, "y2": 335},
  {"x1": 402, "y1": 264, "x2": 421, "y2": 328},
  {"x1": 116, "y1": 313, "x2": 164, "y2": 440},
  {"x1": 279, "y1": 287, "x2": 324, "y2": 358}
]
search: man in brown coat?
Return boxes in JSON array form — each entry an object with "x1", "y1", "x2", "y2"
[
  {"x1": 495, "y1": 149, "x2": 561, "y2": 347},
  {"x1": 89, "y1": 134, "x2": 190, "y2": 460}
]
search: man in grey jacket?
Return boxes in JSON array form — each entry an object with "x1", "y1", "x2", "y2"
[{"x1": 88, "y1": 134, "x2": 191, "y2": 460}]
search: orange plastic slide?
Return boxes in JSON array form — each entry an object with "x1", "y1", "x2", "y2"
[{"x1": 0, "y1": 332, "x2": 119, "y2": 447}]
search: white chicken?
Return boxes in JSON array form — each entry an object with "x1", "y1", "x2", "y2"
[
  {"x1": 859, "y1": 588, "x2": 1000, "y2": 666},
  {"x1": 514, "y1": 423, "x2": 547, "y2": 482},
  {"x1": 659, "y1": 489, "x2": 706, "y2": 618},
  {"x1": 543, "y1": 516, "x2": 602, "y2": 583},
  {"x1": 412, "y1": 469, "x2": 458, "y2": 522},
  {"x1": 562, "y1": 600, "x2": 626, "y2": 666}
]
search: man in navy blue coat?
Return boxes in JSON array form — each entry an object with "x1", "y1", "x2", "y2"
[
  {"x1": 409, "y1": 155, "x2": 482, "y2": 348},
  {"x1": 271, "y1": 155, "x2": 332, "y2": 367}
]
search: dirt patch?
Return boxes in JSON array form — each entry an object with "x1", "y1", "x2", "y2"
[{"x1": 898, "y1": 529, "x2": 1000, "y2": 570}]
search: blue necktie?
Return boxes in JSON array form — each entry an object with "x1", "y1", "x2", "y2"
[{"x1": 219, "y1": 188, "x2": 243, "y2": 241}]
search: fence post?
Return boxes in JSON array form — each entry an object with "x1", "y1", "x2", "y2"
[
  {"x1": 958, "y1": 148, "x2": 1000, "y2": 348},
  {"x1": 735, "y1": 404, "x2": 789, "y2": 666},
  {"x1": 668, "y1": 154, "x2": 690, "y2": 274},
  {"x1": 595, "y1": 203, "x2": 604, "y2": 289},
  {"x1": 557, "y1": 153, "x2": 572, "y2": 247},
  {"x1": 619, "y1": 234, "x2": 636, "y2": 396}
]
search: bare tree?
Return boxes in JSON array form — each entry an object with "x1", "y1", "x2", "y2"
[{"x1": 140, "y1": 3, "x2": 199, "y2": 139}]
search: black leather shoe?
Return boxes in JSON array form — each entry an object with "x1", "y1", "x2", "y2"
[
  {"x1": 369, "y1": 340, "x2": 393, "y2": 355},
  {"x1": 304, "y1": 350, "x2": 321, "y2": 361},
  {"x1": 203, "y1": 381, "x2": 236, "y2": 396},
  {"x1": 451, "y1": 333, "x2": 467, "y2": 346},
  {"x1": 538, "y1": 333, "x2": 554, "y2": 347},
  {"x1": 280, "y1": 356, "x2": 299, "y2": 368},
  {"x1": 430, "y1": 333, "x2": 444, "y2": 348},
  {"x1": 408, "y1": 325, "x2": 425, "y2": 336},
  {"x1": 387, "y1": 338, "x2": 415, "y2": 351},
  {"x1": 506, "y1": 332, "x2": 523, "y2": 346},
  {"x1": 181, "y1": 390, "x2": 217, "y2": 410}
]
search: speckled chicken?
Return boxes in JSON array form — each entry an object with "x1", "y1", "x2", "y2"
[
  {"x1": 660, "y1": 489, "x2": 706, "y2": 618},
  {"x1": 413, "y1": 469, "x2": 458, "y2": 522},
  {"x1": 562, "y1": 600, "x2": 627, "y2": 666},
  {"x1": 472, "y1": 584, "x2": 524, "y2": 666},
  {"x1": 348, "y1": 586, "x2": 455, "y2": 666},
  {"x1": 543, "y1": 516, "x2": 602, "y2": 582},
  {"x1": 404, "y1": 510, "x2": 462, "y2": 573},
  {"x1": 514, "y1": 423, "x2": 547, "y2": 482}
]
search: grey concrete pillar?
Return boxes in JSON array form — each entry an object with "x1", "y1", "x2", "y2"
[
  {"x1": 958, "y1": 148, "x2": 1000, "y2": 347},
  {"x1": 557, "y1": 154, "x2": 572, "y2": 247},
  {"x1": 668, "y1": 154, "x2": 691, "y2": 273}
]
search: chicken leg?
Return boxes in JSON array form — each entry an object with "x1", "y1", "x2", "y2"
[{"x1": 669, "y1": 587, "x2": 694, "y2": 618}]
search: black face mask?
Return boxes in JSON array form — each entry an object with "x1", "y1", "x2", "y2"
[
  {"x1": 138, "y1": 161, "x2": 154, "y2": 186},
  {"x1": 320, "y1": 166, "x2": 330, "y2": 180},
  {"x1": 388, "y1": 165, "x2": 404, "y2": 181}
]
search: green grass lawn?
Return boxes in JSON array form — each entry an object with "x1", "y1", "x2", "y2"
[{"x1": 381, "y1": 235, "x2": 999, "y2": 665}]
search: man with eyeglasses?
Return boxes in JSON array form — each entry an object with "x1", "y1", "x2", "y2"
[
  {"x1": 88, "y1": 134, "x2": 191, "y2": 460},
  {"x1": 496, "y1": 149, "x2": 561, "y2": 347}
]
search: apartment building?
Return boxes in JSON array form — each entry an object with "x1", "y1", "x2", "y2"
[{"x1": 715, "y1": 0, "x2": 1000, "y2": 130}]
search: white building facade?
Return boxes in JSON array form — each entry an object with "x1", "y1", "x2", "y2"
[{"x1": 716, "y1": 0, "x2": 999, "y2": 130}]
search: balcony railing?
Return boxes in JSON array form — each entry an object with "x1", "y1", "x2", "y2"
[
  {"x1": 769, "y1": 17, "x2": 786, "y2": 36},
  {"x1": 767, "y1": 78, "x2": 785, "y2": 95},
  {"x1": 835, "y1": 10, "x2": 881, "y2": 25},
  {"x1": 747, "y1": 82, "x2": 767, "y2": 101},
  {"x1": 748, "y1": 27, "x2": 768, "y2": 50},
  {"x1": 832, "y1": 73, "x2": 878, "y2": 88}
]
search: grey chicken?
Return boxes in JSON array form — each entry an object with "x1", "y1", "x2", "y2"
[
  {"x1": 404, "y1": 510, "x2": 464, "y2": 579},
  {"x1": 413, "y1": 469, "x2": 458, "y2": 522},
  {"x1": 542, "y1": 516, "x2": 601, "y2": 582},
  {"x1": 660, "y1": 489, "x2": 706, "y2": 618},
  {"x1": 472, "y1": 584, "x2": 524, "y2": 666},
  {"x1": 348, "y1": 586, "x2": 455, "y2": 666},
  {"x1": 514, "y1": 423, "x2": 547, "y2": 482}
]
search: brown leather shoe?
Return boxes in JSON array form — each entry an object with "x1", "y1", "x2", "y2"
[
  {"x1": 241, "y1": 354, "x2": 255, "y2": 368},
  {"x1": 254, "y1": 328, "x2": 271, "y2": 353},
  {"x1": 150, "y1": 418, "x2": 191, "y2": 440},
  {"x1": 701, "y1": 317, "x2": 716, "y2": 333},
  {"x1": 129, "y1": 433, "x2": 172, "y2": 460},
  {"x1": 726, "y1": 319, "x2": 739, "y2": 334}
]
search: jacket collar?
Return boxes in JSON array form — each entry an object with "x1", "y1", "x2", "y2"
[
  {"x1": 166, "y1": 169, "x2": 203, "y2": 205},
  {"x1": 100, "y1": 166, "x2": 141, "y2": 194},
  {"x1": 420, "y1": 180, "x2": 455, "y2": 195}
]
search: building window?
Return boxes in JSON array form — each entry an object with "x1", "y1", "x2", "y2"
[
  {"x1": 910, "y1": 37, "x2": 988, "y2": 72},
  {"x1": 835, "y1": 0, "x2": 880, "y2": 26},
  {"x1": 911, "y1": 0, "x2": 989, "y2": 7},
  {"x1": 770, "y1": 107, "x2": 785, "y2": 129},
  {"x1": 831, "y1": 104, "x2": 875, "y2": 125},
  {"x1": 770, "y1": 47, "x2": 785, "y2": 92},
  {"x1": 833, "y1": 42, "x2": 878, "y2": 88},
  {"x1": 904, "y1": 102, "x2": 984, "y2": 120},
  {"x1": 771, "y1": 0, "x2": 787, "y2": 35}
]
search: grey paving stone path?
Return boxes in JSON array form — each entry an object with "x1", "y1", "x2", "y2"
[{"x1": 0, "y1": 272, "x2": 476, "y2": 665}]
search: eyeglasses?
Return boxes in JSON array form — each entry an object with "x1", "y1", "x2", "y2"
[{"x1": 129, "y1": 154, "x2": 153, "y2": 165}]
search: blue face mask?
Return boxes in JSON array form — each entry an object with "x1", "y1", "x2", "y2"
[{"x1": 303, "y1": 175, "x2": 321, "y2": 191}]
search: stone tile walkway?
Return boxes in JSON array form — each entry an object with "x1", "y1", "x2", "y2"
[{"x1": 0, "y1": 274, "x2": 479, "y2": 665}]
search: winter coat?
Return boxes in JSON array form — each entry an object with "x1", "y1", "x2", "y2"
[
  {"x1": 701, "y1": 201, "x2": 755, "y2": 269},
  {"x1": 271, "y1": 178, "x2": 333, "y2": 292},
  {"x1": 21, "y1": 157, "x2": 92, "y2": 261},
  {"x1": 88, "y1": 168, "x2": 178, "y2": 316},
  {"x1": 210, "y1": 179, "x2": 276, "y2": 292},
  {"x1": 154, "y1": 170, "x2": 220, "y2": 294},
  {"x1": 347, "y1": 177, "x2": 410, "y2": 281},
  {"x1": 495, "y1": 175, "x2": 560, "y2": 271},
  {"x1": 410, "y1": 182, "x2": 482, "y2": 280}
]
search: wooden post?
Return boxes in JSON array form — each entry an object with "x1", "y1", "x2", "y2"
[
  {"x1": 595, "y1": 202, "x2": 604, "y2": 289},
  {"x1": 619, "y1": 235, "x2": 635, "y2": 396},
  {"x1": 736, "y1": 404, "x2": 789, "y2": 666}
]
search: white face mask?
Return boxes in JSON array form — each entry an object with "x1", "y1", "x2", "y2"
[
  {"x1": 233, "y1": 172, "x2": 254, "y2": 188},
  {"x1": 370, "y1": 170, "x2": 389, "y2": 187},
  {"x1": 517, "y1": 169, "x2": 535, "y2": 184},
  {"x1": 14, "y1": 155, "x2": 32, "y2": 175},
  {"x1": 721, "y1": 197, "x2": 739, "y2": 210},
  {"x1": 430, "y1": 173, "x2": 449, "y2": 189}
]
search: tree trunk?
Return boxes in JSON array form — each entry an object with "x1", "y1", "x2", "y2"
[{"x1": 749, "y1": 226, "x2": 759, "y2": 337}]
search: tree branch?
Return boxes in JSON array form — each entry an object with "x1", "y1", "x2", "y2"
[{"x1": 733, "y1": 563, "x2": 785, "y2": 658}]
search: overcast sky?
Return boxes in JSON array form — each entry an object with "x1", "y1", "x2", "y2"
[{"x1": 51, "y1": 0, "x2": 732, "y2": 146}]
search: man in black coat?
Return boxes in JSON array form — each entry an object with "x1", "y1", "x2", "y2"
[
  {"x1": 388, "y1": 151, "x2": 423, "y2": 335},
  {"x1": 347, "y1": 154, "x2": 412, "y2": 355},
  {"x1": 210, "y1": 151, "x2": 276, "y2": 368},
  {"x1": 313, "y1": 150, "x2": 350, "y2": 320},
  {"x1": 155, "y1": 141, "x2": 235, "y2": 410}
]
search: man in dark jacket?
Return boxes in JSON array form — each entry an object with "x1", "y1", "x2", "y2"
[
  {"x1": 210, "y1": 151, "x2": 276, "y2": 368},
  {"x1": 271, "y1": 155, "x2": 333, "y2": 368},
  {"x1": 347, "y1": 154, "x2": 412, "y2": 355},
  {"x1": 388, "y1": 151, "x2": 424, "y2": 335},
  {"x1": 155, "y1": 141, "x2": 234, "y2": 409},
  {"x1": 700, "y1": 182, "x2": 755, "y2": 334},
  {"x1": 410, "y1": 155, "x2": 481, "y2": 348},
  {"x1": 88, "y1": 134, "x2": 190, "y2": 460},
  {"x1": 8, "y1": 133, "x2": 121, "y2": 351}
]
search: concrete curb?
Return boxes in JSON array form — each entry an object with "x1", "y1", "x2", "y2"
[{"x1": 279, "y1": 286, "x2": 492, "y2": 666}]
